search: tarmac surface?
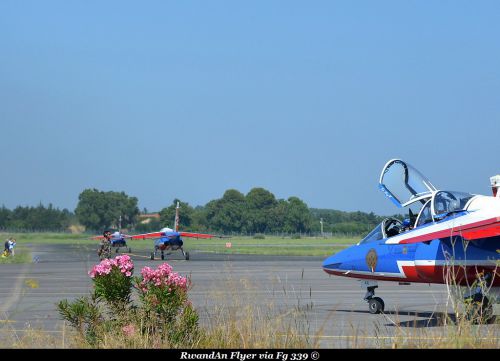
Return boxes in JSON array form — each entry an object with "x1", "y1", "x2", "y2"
[{"x1": 0, "y1": 243, "x2": 496, "y2": 347}]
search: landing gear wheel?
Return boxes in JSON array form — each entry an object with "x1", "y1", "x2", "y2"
[
  {"x1": 161, "y1": 253, "x2": 165, "y2": 260},
  {"x1": 368, "y1": 297, "x2": 385, "y2": 314},
  {"x1": 115, "y1": 248, "x2": 119, "y2": 253},
  {"x1": 150, "y1": 252, "x2": 155, "y2": 260},
  {"x1": 128, "y1": 248, "x2": 132, "y2": 253},
  {"x1": 185, "y1": 252, "x2": 190, "y2": 260}
]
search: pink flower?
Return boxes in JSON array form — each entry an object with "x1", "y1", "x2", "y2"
[
  {"x1": 137, "y1": 262, "x2": 189, "y2": 295},
  {"x1": 122, "y1": 324, "x2": 135, "y2": 337},
  {"x1": 89, "y1": 255, "x2": 135, "y2": 279}
]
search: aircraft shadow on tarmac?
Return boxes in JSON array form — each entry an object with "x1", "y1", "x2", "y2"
[{"x1": 335, "y1": 309, "x2": 456, "y2": 328}]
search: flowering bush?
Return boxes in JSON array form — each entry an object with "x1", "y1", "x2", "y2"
[
  {"x1": 88, "y1": 255, "x2": 134, "y2": 310},
  {"x1": 134, "y1": 262, "x2": 200, "y2": 343},
  {"x1": 137, "y1": 263, "x2": 189, "y2": 316},
  {"x1": 58, "y1": 255, "x2": 199, "y2": 347}
]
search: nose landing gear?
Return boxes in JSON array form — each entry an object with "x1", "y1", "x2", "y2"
[
  {"x1": 149, "y1": 246, "x2": 190, "y2": 261},
  {"x1": 363, "y1": 281, "x2": 385, "y2": 314}
]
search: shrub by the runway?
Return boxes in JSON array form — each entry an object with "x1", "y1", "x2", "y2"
[{"x1": 57, "y1": 255, "x2": 198, "y2": 347}]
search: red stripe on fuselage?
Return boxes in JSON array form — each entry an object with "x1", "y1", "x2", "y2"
[
  {"x1": 324, "y1": 265, "x2": 500, "y2": 286},
  {"x1": 415, "y1": 265, "x2": 500, "y2": 286},
  {"x1": 398, "y1": 217, "x2": 500, "y2": 244},
  {"x1": 401, "y1": 265, "x2": 419, "y2": 281}
]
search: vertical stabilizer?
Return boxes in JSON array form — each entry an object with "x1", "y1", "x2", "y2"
[{"x1": 174, "y1": 202, "x2": 180, "y2": 231}]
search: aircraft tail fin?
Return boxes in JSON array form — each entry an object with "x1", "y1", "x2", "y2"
[{"x1": 174, "y1": 201, "x2": 180, "y2": 232}]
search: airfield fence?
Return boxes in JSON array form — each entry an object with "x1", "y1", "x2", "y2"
[
  {"x1": 217, "y1": 231, "x2": 365, "y2": 239},
  {"x1": 0, "y1": 228, "x2": 365, "y2": 239},
  {"x1": 0, "y1": 227, "x2": 73, "y2": 234}
]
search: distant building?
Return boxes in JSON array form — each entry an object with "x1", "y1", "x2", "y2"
[{"x1": 138, "y1": 213, "x2": 160, "y2": 224}]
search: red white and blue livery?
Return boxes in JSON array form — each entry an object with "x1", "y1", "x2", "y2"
[
  {"x1": 129, "y1": 202, "x2": 221, "y2": 260},
  {"x1": 323, "y1": 159, "x2": 500, "y2": 316},
  {"x1": 91, "y1": 231, "x2": 132, "y2": 253}
]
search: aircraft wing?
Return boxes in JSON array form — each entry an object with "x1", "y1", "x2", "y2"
[
  {"x1": 129, "y1": 232, "x2": 165, "y2": 240},
  {"x1": 126, "y1": 230, "x2": 228, "y2": 240},
  {"x1": 90, "y1": 233, "x2": 133, "y2": 240},
  {"x1": 180, "y1": 231, "x2": 221, "y2": 239}
]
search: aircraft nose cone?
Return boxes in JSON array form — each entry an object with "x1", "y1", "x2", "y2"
[{"x1": 322, "y1": 252, "x2": 343, "y2": 270}]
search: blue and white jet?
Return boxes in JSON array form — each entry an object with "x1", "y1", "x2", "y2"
[
  {"x1": 323, "y1": 159, "x2": 500, "y2": 317},
  {"x1": 129, "y1": 202, "x2": 222, "y2": 260},
  {"x1": 92, "y1": 231, "x2": 132, "y2": 254}
]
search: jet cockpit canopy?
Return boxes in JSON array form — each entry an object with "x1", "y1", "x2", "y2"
[{"x1": 379, "y1": 159, "x2": 437, "y2": 208}]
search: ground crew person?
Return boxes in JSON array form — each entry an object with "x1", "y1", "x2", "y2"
[{"x1": 98, "y1": 230, "x2": 112, "y2": 260}]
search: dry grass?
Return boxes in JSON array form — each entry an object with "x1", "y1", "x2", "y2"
[
  {"x1": 381, "y1": 312, "x2": 500, "y2": 348},
  {"x1": 0, "y1": 269, "x2": 498, "y2": 349},
  {"x1": 191, "y1": 276, "x2": 316, "y2": 348}
]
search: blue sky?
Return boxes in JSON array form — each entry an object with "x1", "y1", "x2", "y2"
[{"x1": 1, "y1": 1, "x2": 499, "y2": 216}]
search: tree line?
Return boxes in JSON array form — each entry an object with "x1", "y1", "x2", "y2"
[
  {"x1": 0, "y1": 203, "x2": 75, "y2": 231},
  {"x1": 0, "y1": 187, "x2": 400, "y2": 235}
]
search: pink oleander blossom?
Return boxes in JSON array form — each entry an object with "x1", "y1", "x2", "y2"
[
  {"x1": 88, "y1": 255, "x2": 134, "y2": 279},
  {"x1": 137, "y1": 262, "x2": 189, "y2": 293}
]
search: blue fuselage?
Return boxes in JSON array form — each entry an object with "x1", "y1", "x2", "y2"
[
  {"x1": 154, "y1": 232, "x2": 184, "y2": 250},
  {"x1": 111, "y1": 238, "x2": 127, "y2": 247},
  {"x1": 323, "y1": 236, "x2": 500, "y2": 285}
]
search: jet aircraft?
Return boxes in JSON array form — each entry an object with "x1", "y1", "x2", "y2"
[
  {"x1": 129, "y1": 202, "x2": 222, "y2": 260},
  {"x1": 322, "y1": 159, "x2": 500, "y2": 319},
  {"x1": 91, "y1": 231, "x2": 132, "y2": 254}
]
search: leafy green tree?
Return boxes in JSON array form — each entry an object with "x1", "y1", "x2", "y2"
[
  {"x1": 309, "y1": 208, "x2": 397, "y2": 235},
  {"x1": 0, "y1": 203, "x2": 73, "y2": 231},
  {"x1": 283, "y1": 197, "x2": 312, "y2": 233},
  {"x1": 190, "y1": 206, "x2": 209, "y2": 231},
  {"x1": 267, "y1": 199, "x2": 288, "y2": 232},
  {"x1": 75, "y1": 189, "x2": 139, "y2": 231},
  {"x1": 0, "y1": 206, "x2": 11, "y2": 229},
  {"x1": 205, "y1": 189, "x2": 246, "y2": 233},
  {"x1": 244, "y1": 188, "x2": 277, "y2": 233}
]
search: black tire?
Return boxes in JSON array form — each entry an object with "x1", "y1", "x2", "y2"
[
  {"x1": 150, "y1": 252, "x2": 154, "y2": 260},
  {"x1": 368, "y1": 297, "x2": 384, "y2": 314},
  {"x1": 185, "y1": 251, "x2": 190, "y2": 261},
  {"x1": 115, "y1": 248, "x2": 119, "y2": 253},
  {"x1": 161, "y1": 253, "x2": 165, "y2": 260},
  {"x1": 373, "y1": 297, "x2": 385, "y2": 311},
  {"x1": 128, "y1": 248, "x2": 132, "y2": 253}
]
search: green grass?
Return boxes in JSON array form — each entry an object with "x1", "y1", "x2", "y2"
[
  {"x1": 0, "y1": 232, "x2": 94, "y2": 244},
  {"x1": 0, "y1": 246, "x2": 32, "y2": 264},
  {"x1": 0, "y1": 232, "x2": 358, "y2": 257},
  {"x1": 183, "y1": 237, "x2": 354, "y2": 256}
]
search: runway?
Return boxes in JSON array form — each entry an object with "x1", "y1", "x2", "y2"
[{"x1": 0, "y1": 243, "x2": 495, "y2": 347}]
